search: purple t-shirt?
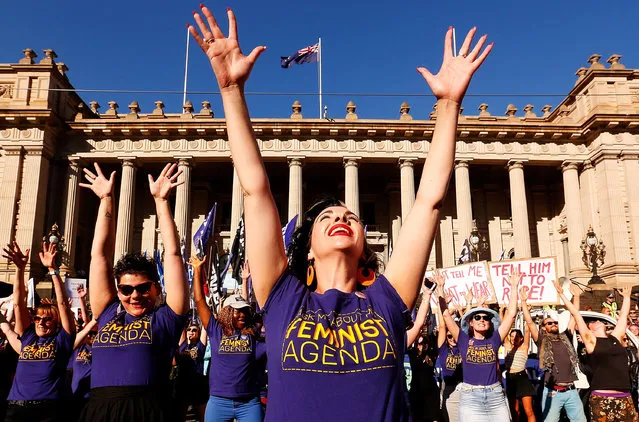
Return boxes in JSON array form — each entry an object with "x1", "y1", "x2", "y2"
[
  {"x1": 457, "y1": 330, "x2": 502, "y2": 386},
  {"x1": 177, "y1": 341, "x2": 206, "y2": 376},
  {"x1": 71, "y1": 344, "x2": 92, "y2": 398},
  {"x1": 8, "y1": 326, "x2": 74, "y2": 400},
  {"x1": 437, "y1": 344, "x2": 462, "y2": 383},
  {"x1": 262, "y1": 271, "x2": 411, "y2": 422},
  {"x1": 207, "y1": 316, "x2": 266, "y2": 398},
  {"x1": 91, "y1": 301, "x2": 186, "y2": 388}
]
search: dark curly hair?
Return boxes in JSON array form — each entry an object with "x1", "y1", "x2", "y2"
[
  {"x1": 217, "y1": 306, "x2": 255, "y2": 337},
  {"x1": 113, "y1": 252, "x2": 160, "y2": 284},
  {"x1": 287, "y1": 197, "x2": 380, "y2": 289}
]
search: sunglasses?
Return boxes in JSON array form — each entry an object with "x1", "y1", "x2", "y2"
[
  {"x1": 447, "y1": 334, "x2": 454, "y2": 339},
  {"x1": 117, "y1": 282, "x2": 154, "y2": 296},
  {"x1": 544, "y1": 321, "x2": 558, "y2": 326},
  {"x1": 473, "y1": 314, "x2": 491, "y2": 322},
  {"x1": 187, "y1": 328, "x2": 199, "y2": 332},
  {"x1": 34, "y1": 316, "x2": 54, "y2": 324}
]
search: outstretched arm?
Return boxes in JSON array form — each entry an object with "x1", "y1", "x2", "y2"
[
  {"x1": 77, "y1": 286, "x2": 89, "y2": 327},
  {"x1": 612, "y1": 285, "x2": 633, "y2": 341},
  {"x1": 39, "y1": 242, "x2": 75, "y2": 336},
  {"x1": 498, "y1": 270, "x2": 520, "y2": 340},
  {"x1": 434, "y1": 270, "x2": 460, "y2": 341},
  {"x1": 435, "y1": 302, "x2": 448, "y2": 348},
  {"x1": 568, "y1": 283, "x2": 582, "y2": 333},
  {"x1": 520, "y1": 288, "x2": 539, "y2": 343},
  {"x1": 73, "y1": 320, "x2": 97, "y2": 349},
  {"x1": 2, "y1": 242, "x2": 30, "y2": 335},
  {"x1": 149, "y1": 163, "x2": 189, "y2": 315},
  {"x1": 190, "y1": 255, "x2": 211, "y2": 329},
  {"x1": 79, "y1": 163, "x2": 117, "y2": 319},
  {"x1": 407, "y1": 289, "x2": 432, "y2": 346},
  {"x1": 189, "y1": 7, "x2": 285, "y2": 308},
  {"x1": 0, "y1": 313, "x2": 21, "y2": 353},
  {"x1": 552, "y1": 279, "x2": 596, "y2": 353},
  {"x1": 384, "y1": 27, "x2": 493, "y2": 309},
  {"x1": 240, "y1": 261, "x2": 250, "y2": 301}
]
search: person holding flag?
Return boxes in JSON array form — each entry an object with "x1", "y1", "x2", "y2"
[{"x1": 189, "y1": 4, "x2": 492, "y2": 421}]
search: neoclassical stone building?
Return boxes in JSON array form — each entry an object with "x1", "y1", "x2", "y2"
[{"x1": 1, "y1": 49, "x2": 638, "y2": 296}]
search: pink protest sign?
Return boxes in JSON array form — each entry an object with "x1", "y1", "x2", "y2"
[
  {"x1": 425, "y1": 261, "x2": 496, "y2": 307},
  {"x1": 489, "y1": 257, "x2": 558, "y2": 305}
]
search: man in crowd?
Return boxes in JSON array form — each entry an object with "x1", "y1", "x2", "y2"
[
  {"x1": 522, "y1": 288, "x2": 587, "y2": 422},
  {"x1": 602, "y1": 292, "x2": 618, "y2": 318}
]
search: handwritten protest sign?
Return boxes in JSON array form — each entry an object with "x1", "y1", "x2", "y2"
[
  {"x1": 489, "y1": 257, "x2": 558, "y2": 305},
  {"x1": 65, "y1": 278, "x2": 87, "y2": 309},
  {"x1": 425, "y1": 261, "x2": 496, "y2": 307}
]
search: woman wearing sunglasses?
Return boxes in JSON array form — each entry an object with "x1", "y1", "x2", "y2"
[
  {"x1": 78, "y1": 163, "x2": 189, "y2": 422},
  {"x1": 191, "y1": 255, "x2": 266, "y2": 422},
  {"x1": 2, "y1": 241, "x2": 76, "y2": 422},
  {"x1": 174, "y1": 322, "x2": 208, "y2": 422},
  {"x1": 188, "y1": 4, "x2": 491, "y2": 420},
  {"x1": 438, "y1": 271, "x2": 521, "y2": 422}
]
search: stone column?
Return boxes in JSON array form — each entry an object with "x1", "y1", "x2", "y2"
[
  {"x1": 579, "y1": 160, "x2": 600, "y2": 232},
  {"x1": 174, "y1": 157, "x2": 193, "y2": 256},
  {"x1": 230, "y1": 168, "x2": 244, "y2": 236},
  {"x1": 61, "y1": 158, "x2": 83, "y2": 274},
  {"x1": 621, "y1": 154, "x2": 639, "y2": 262},
  {"x1": 114, "y1": 158, "x2": 137, "y2": 262},
  {"x1": 343, "y1": 157, "x2": 360, "y2": 216},
  {"x1": 0, "y1": 147, "x2": 23, "y2": 263},
  {"x1": 454, "y1": 160, "x2": 473, "y2": 241},
  {"x1": 399, "y1": 158, "x2": 416, "y2": 221},
  {"x1": 561, "y1": 161, "x2": 586, "y2": 272},
  {"x1": 508, "y1": 161, "x2": 532, "y2": 258},
  {"x1": 287, "y1": 157, "x2": 303, "y2": 222}
]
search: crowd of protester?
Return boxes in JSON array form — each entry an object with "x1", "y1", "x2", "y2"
[{"x1": 0, "y1": 4, "x2": 638, "y2": 422}]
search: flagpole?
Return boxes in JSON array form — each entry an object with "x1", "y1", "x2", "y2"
[
  {"x1": 182, "y1": 27, "x2": 190, "y2": 110},
  {"x1": 452, "y1": 27, "x2": 457, "y2": 57},
  {"x1": 318, "y1": 37, "x2": 323, "y2": 118}
]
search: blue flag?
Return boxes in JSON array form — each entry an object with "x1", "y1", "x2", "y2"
[
  {"x1": 193, "y1": 204, "x2": 217, "y2": 259},
  {"x1": 281, "y1": 43, "x2": 319, "y2": 68},
  {"x1": 282, "y1": 215, "x2": 298, "y2": 250},
  {"x1": 153, "y1": 249, "x2": 165, "y2": 294}
]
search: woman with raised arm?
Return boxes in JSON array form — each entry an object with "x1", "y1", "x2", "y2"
[
  {"x1": 2, "y1": 242, "x2": 76, "y2": 422},
  {"x1": 438, "y1": 271, "x2": 520, "y2": 422},
  {"x1": 78, "y1": 163, "x2": 189, "y2": 422},
  {"x1": 191, "y1": 254, "x2": 266, "y2": 422},
  {"x1": 553, "y1": 281, "x2": 637, "y2": 422},
  {"x1": 189, "y1": 5, "x2": 491, "y2": 420}
]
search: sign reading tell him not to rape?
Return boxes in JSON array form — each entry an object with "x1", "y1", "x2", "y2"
[
  {"x1": 425, "y1": 261, "x2": 496, "y2": 307},
  {"x1": 489, "y1": 257, "x2": 558, "y2": 305}
]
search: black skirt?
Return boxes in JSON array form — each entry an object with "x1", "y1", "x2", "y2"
[
  {"x1": 79, "y1": 386, "x2": 170, "y2": 422},
  {"x1": 5, "y1": 400, "x2": 61, "y2": 422},
  {"x1": 506, "y1": 370, "x2": 536, "y2": 399}
]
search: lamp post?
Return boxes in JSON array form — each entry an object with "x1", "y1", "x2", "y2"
[
  {"x1": 43, "y1": 223, "x2": 66, "y2": 268},
  {"x1": 580, "y1": 225, "x2": 606, "y2": 284},
  {"x1": 468, "y1": 222, "x2": 489, "y2": 262}
]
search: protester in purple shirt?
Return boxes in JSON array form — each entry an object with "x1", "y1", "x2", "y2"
[
  {"x1": 188, "y1": 6, "x2": 492, "y2": 421},
  {"x1": 174, "y1": 322, "x2": 208, "y2": 422},
  {"x1": 191, "y1": 255, "x2": 266, "y2": 422},
  {"x1": 77, "y1": 163, "x2": 189, "y2": 422},
  {"x1": 2, "y1": 241, "x2": 76, "y2": 422},
  {"x1": 438, "y1": 270, "x2": 520, "y2": 422},
  {"x1": 68, "y1": 317, "x2": 98, "y2": 421}
]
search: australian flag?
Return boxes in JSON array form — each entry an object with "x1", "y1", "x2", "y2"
[
  {"x1": 281, "y1": 43, "x2": 319, "y2": 68},
  {"x1": 193, "y1": 204, "x2": 217, "y2": 259}
]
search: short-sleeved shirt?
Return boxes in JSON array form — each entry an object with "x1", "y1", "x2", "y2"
[
  {"x1": 261, "y1": 271, "x2": 411, "y2": 422},
  {"x1": 207, "y1": 316, "x2": 266, "y2": 398},
  {"x1": 91, "y1": 301, "x2": 186, "y2": 388},
  {"x1": 457, "y1": 330, "x2": 502, "y2": 386},
  {"x1": 437, "y1": 344, "x2": 462, "y2": 386},
  {"x1": 71, "y1": 344, "x2": 92, "y2": 398},
  {"x1": 176, "y1": 341, "x2": 206, "y2": 377},
  {"x1": 8, "y1": 326, "x2": 74, "y2": 400}
]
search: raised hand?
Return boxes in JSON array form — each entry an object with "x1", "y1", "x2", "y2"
[
  {"x1": 551, "y1": 279, "x2": 563, "y2": 295},
  {"x1": 189, "y1": 5, "x2": 266, "y2": 89},
  {"x1": 2, "y1": 242, "x2": 29, "y2": 270},
  {"x1": 148, "y1": 163, "x2": 184, "y2": 200},
  {"x1": 241, "y1": 261, "x2": 250, "y2": 280},
  {"x1": 519, "y1": 287, "x2": 529, "y2": 302},
  {"x1": 38, "y1": 242, "x2": 58, "y2": 270},
  {"x1": 77, "y1": 286, "x2": 87, "y2": 299},
  {"x1": 79, "y1": 163, "x2": 116, "y2": 199},
  {"x1": 509, "y1": 269, "x2": 522, "y2": 289},
  {"x1": 569, "y1": 282, "x2": 584, "y2": 297},
  {"x1": 417, "y1": 27, "x2": 492, "y2": 104},
  {"x1": 620, "y1": 284, "x2": 633, "y2": 299},
  {"x1": 464, "y1": 288, "x2": 474, "y2": 305},
  {"x1": 188, "y1": 255, "x2": 207, "y2": 270}
]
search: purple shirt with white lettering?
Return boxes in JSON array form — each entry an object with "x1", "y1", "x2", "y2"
[
  {"x1": 262, "y1": 271, "x2": 411, "y2": 422},
  {"x1": 8, "y1": 325, "x2": 74, "y2": 400},
  {"x1": 457, "y1": 330, "x2": 502, "y2": 386},
  {"x1": 91, "y1": 301, "x2": 186, "y2": 388},
  {"x1": 71, "y1": 344, "x2": 92, "y2": 398},
  {"x1": 207, "y1": 316, "x2": 266, "y2": 398}
]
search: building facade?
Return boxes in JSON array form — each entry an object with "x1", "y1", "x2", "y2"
[{"x1": 1, "y1": 49, "x2": 639, "y2": 296}]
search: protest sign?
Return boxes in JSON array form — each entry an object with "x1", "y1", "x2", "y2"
[
  {"x1": 489, "y1": 257, "x2": 558, "y2": 305},
  {"x1": 65, "y1": 277, "x2": 87, "y2": 309},
  {"x1": 425, "y1": 261, "x2": 496, "y2": 307}
]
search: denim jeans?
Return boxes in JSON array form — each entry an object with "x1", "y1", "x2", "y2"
[
  {"x1": 541, "y1": 387, "x2": 587, "y2": 422},
  {"x1": 457, "y1": 382, "x2": 511, "y2": 422},
  {"x1": 204, "y1": 395, "x2": 264, "y2": 422}
]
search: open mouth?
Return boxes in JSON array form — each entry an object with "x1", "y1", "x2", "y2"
[{"x1": 328, "y1": 223, "x2": 353, "y2": 237}]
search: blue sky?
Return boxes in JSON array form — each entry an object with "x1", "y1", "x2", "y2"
[{"x1": 2, "y1": 1, "x2": 638, "y2": 119}]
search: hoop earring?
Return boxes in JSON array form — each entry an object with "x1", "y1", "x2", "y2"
[
  {"x1": 306, "y1": 259, "x2": 316, "y2": 289},
  {"x1": 357, "y1": 267, "x2": 376, "y2": 287}
]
